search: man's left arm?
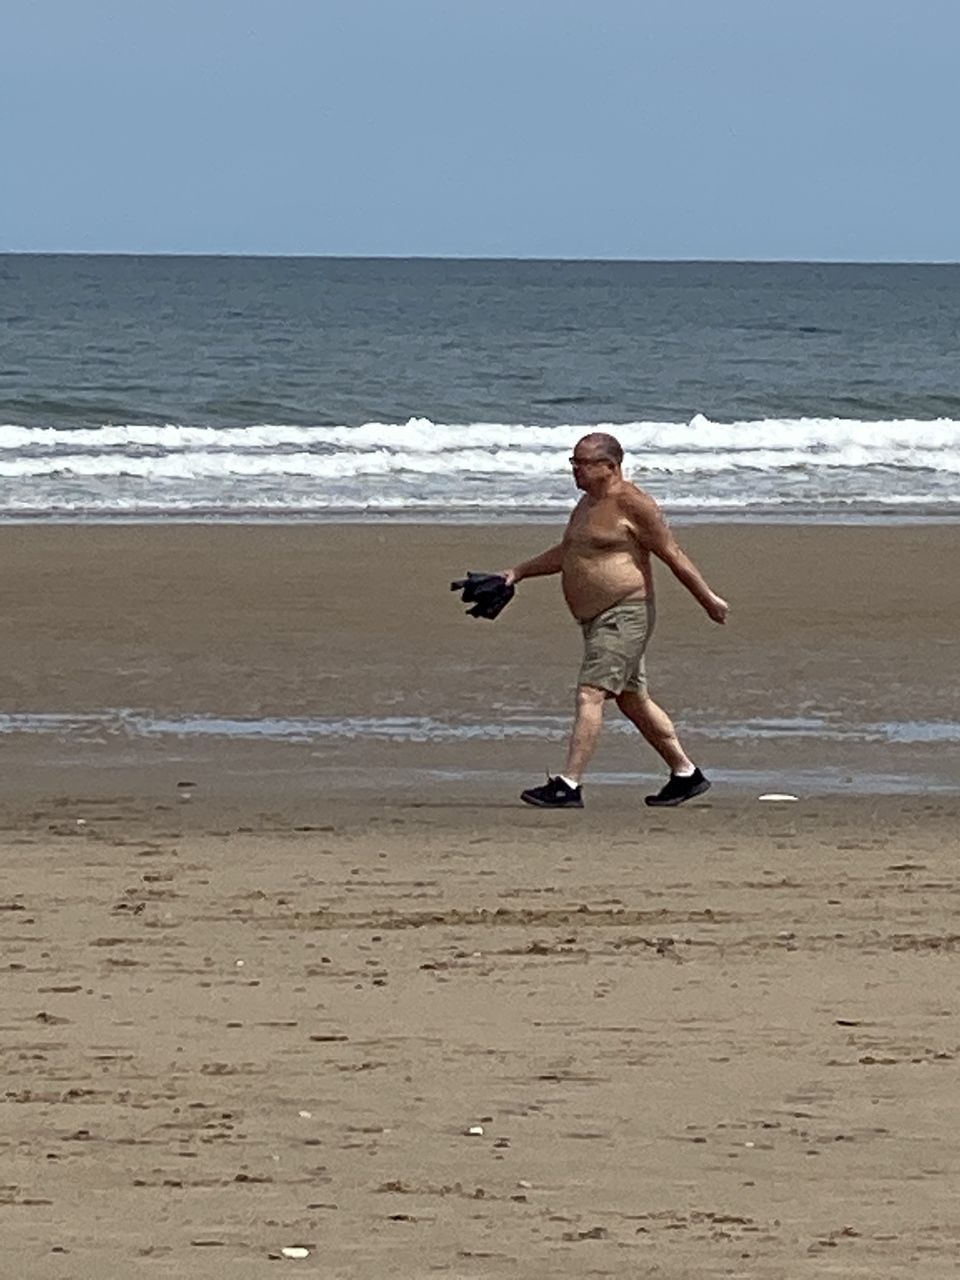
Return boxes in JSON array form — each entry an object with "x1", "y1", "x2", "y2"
[{"x1": 623, "y1": 491, "x2": 729, "y2": 624}]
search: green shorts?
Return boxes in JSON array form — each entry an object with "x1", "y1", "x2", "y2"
[{"x1": 578, "y1": 598, "x2": 656, "y2": 696}]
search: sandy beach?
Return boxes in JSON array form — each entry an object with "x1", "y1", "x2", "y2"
[{"x1": 2, "y1": 522, "x2": 959, "y2": 1277}]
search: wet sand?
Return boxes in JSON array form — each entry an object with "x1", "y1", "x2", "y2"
[
  {"x1": 1, "y1": 523, "x2": 959, "y2": 1276},
  {"x1": 2, "y1": 521, "x2": 959, "y2": 793}
]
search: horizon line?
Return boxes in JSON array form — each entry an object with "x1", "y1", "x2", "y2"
[{"x1": 2, "y1": 250, "x2": 959, "y2": 267}]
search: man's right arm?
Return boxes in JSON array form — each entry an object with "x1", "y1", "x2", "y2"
[{"x1": 502, "y1": 543, "x2": 565, "y2": 586}]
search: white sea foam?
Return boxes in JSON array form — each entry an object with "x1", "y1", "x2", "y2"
[
  {"x1": 3, "y1": 414, "x2": 960, "y2": 455},
  {"x1": 1, "y1": 445, "x2": 959, "y2": 482},
  {"x1": 1, "y1": 415, "x2": 958, "y2": 517}
]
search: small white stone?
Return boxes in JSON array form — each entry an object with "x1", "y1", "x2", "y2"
[
  {"x1": 281, "y1": 1246, "x2": 310, "y2": 1259},
  {"x1": 467, "y1": 1125, "x2": 484, "y2": 1136},
  {"x1": 758, "y1": 793, "x2": 799, "y2": 802},
  {"x1": 744, "y1": 1141, "x2": 755, "y2": 1148},
  {"x1": 517, "y1": 1179, "x2": 532, "y2": 1188},
  {"x1": 298, "y1": 1110, "x2": 312, "y2": 1119},
  {"x1": 76, "y1": 819, "x2": 86, "y2": 827},
  {"x1": 235, "y1": 960, "x2": 244, "y2": 967}
]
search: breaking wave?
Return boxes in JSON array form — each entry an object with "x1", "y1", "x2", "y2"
[{"x1": 1, "y1": 415, "x2": 958, "y2": 518}]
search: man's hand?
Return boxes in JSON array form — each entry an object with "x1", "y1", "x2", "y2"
[
  {"x1": 705, "y1": 593, "x2": 729, "y2": 624},
  {"x1": 500, "y1": 568, "x2": 518, "y2": 586}
]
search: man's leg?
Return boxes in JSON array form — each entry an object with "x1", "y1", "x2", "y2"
[
  {"x1": 520, "y1": 684, "x2": 607, "y2": 808},
  {"x1": 562, "y1": 684, "x2": 608, "y2": 784},
  {"x1": 615, "y1": 690, "x2": 711, "y2": 805},
  {"x1": 614, "y1": 690, "x2": 693, "y2": 773}
]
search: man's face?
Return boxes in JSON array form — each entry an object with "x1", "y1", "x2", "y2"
[{"x1": 569, "y1": 446, "x2": 611, "y2": 492}]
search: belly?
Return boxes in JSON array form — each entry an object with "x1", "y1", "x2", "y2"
[{"x1": 562, "y1": 551, "x2": 649, "y2": 621}]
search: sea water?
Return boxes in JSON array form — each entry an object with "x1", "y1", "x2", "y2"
[{"x1": 2, "y1": 255, "x2": 959, "y2": 521}]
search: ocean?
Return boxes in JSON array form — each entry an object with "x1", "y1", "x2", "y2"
[{"x1": 2, "y1": 254, "x2": 959, "y2": 521}]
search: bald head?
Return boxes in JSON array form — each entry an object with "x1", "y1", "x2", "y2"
[{"x1": 575, "y1": 432, "x2": 624, "y2": 467}]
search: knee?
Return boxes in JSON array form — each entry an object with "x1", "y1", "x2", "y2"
[{"x1": 576, "y1": 684, "x2": 609, "y2": 709}]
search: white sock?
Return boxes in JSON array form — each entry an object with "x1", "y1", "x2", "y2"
[
  {"x1": 674, "y1": 763, "x2": 696, "y2": 777},
  {"x1": 559, "y1": 774, "x2": 580, "y2": 790}
]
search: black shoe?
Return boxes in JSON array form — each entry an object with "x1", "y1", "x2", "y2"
[
  {"x1": 644, "y1": 767, "x2": 711, "y2": 807},
  {"x1": 521, "y1": 776, "x2": 584, "y2": 808}
]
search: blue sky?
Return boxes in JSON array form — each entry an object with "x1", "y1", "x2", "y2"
[{"x1": 3, "y1": 0, "x2": 957, "y2": 259}]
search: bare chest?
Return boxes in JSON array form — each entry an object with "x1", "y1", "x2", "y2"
[{"x1": 565, "y1": 502, "x2": 636, "y2": 557}]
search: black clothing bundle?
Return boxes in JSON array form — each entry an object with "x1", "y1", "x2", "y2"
[{"x1": 450, "y1": 571, "x2": 516, "y2": 620}]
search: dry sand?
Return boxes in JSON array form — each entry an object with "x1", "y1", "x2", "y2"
[{"x1": 1, "y1": 522, "x2": 959, "y2": 1277}]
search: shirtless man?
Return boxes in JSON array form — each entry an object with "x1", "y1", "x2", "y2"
[{"x1": 502, "y1": 432, "x2": 728, "y2": 808}]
